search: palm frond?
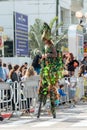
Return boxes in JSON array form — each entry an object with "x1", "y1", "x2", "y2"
[
  {"x1": 49, "y1": 16, "x2": 58, "y2": 29},
  {"x1": 31, "y1": 31, "x2": 40, "y2": 47},
  {"x1": 56, "y1": 29, "x2": 68, "y2": 44}
]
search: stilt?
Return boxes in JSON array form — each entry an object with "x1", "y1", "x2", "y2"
[{"x1": 37, "y1": 101, "x2": 42, "y2": 118}]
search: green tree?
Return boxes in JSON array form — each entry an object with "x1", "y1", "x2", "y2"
[
  {"x1": 29, "y1": 17, "x2": 68, "y2": 57},
  {"x1": 29, "y1": 19, "x2": 44, "y2": 57}
]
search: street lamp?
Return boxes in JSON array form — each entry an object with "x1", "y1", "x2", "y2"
[
  {"x1": 75, "y1": 11, "x2": 87, "y2": 34},
  {"x1": 75, "y1": 11, "x2": 83, "y2": 24},
  {"x1": 75, "y1": 11, "x2": 83, "y2": 18},
  {"x1": 75, "y1": 11, "x2": 87, "y2": 25}
]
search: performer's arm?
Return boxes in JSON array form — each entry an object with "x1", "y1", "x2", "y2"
[{"x1": 47, "y1": 45, "x2": 57, "y2": 58}]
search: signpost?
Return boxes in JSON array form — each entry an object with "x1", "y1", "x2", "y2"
[{"x1": 14, "y1": 12, "x2": 28, "y2": 57}]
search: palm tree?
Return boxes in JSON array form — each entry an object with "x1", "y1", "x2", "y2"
[
  {"x1": 29, "y1": 19, "x2": 44, "y2": 57},
  {"x1": 29, "y1": 17, "x2": 68, "y2": 57},
  {"x1": 49, "y1": 17, "x2": 68, "y2": 49}
]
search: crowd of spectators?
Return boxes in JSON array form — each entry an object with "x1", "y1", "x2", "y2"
[
  {"x1": 0, "y1": 52, "x2": 85, "y2": 83},
  {"x1": 0, "y1": 51, "x2": 86, "y2": 114}
]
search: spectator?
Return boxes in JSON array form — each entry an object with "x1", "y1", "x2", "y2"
[
  {"x1": 32, "y1": 50, "x2": 42, "y2": 75},
  {"x1": 55, "y1": 84, "x2": 66, "y2": 106},
  {"x1": 19, "y1": 65, "x2": 27, "y2": 79},
  {"x1": 9, "y1": 64, "x2": 21, "y2": 82},
  {"x1": 21, "y1": 66, "x2": 37, "y2": 113},
  {"x1": 81, "y1": 56, "x2": 87, "y2": 66},
  {"x1": 83, "y1": 66, "x2": 87, "y2": 77},
  {"x1": 62, "y1": 53, "x2": 67, "y2": 65},
  {"x1": 58, "y1": 84, "x2": 66, "y2": 97},
  {"x1": 0, "y1": 59, "x2": 7, "y2": 82},
  {"x1": 8, "y1": 63, "x2": 13, "y2": 72},
  {"x1": 21, "y1": 65, "x2": 37, "y2": 81},
  {"x1": 8, "y1": 64, "x2": 21, "y2": 110},
  {"x1": 65, "y1": 53, "x2": 79, "y2": 76},
  {"x1": 78, "y1": 64, "x2": 85, "y2": 77},
  {"x1": 3, "y1": 63, "x2": 9, "y2": 81},
  {"x1": 24, "y1": 62, "x2": 28, "y2": 69}
]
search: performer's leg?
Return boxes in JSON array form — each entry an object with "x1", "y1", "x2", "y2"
[
  {"x1": 50, "y1": 91, "x2": 56, "y2": 118},
  {"x1": 37, "y1": 95, "x2": 43, "y2": 118},
  {"x1": 37, "y1": 101, "x2": 42, "y2": 118}
]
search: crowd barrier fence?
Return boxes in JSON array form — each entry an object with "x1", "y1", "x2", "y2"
[
  {"x1": 0, "y1": 82, "x2": 13, "y2": 114},
  {"x1": 0, "y1": 76, "x2": 84, "y2": 118}
]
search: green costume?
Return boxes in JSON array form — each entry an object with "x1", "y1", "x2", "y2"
[{"x1": 37, "y1": 22, "x2": 63, "y2": 118}]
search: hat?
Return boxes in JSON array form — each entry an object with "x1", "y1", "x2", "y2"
[{"x1": 41, "y1": 22, "x2": 51, "y2": 41}]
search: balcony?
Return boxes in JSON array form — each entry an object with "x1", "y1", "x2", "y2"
[{"x1": 71, "y1": 0, "x2": 84, "y2": 11}]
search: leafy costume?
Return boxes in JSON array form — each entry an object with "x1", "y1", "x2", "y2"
[{"x1": 37, "y1": 22, "x2": 63, "y2": 118}]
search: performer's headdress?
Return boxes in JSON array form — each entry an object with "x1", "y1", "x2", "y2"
[{"x1": 41, "y1": 22, "x2": 51, "y2": 41}]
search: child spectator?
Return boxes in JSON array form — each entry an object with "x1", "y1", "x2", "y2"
[
  {"x1": 55, "y1": 84, "x2": 66, "y2": 106},
  {"x1": 58, "y1": 84, "x2": 67, "y2": 97}
]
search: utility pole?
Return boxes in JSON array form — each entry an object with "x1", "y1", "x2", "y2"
[{"x1": 56, "y1": 0, "x2": 59, "y2": 36}]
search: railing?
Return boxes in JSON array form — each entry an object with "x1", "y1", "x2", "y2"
[
  {"x1": 0, "y1": 82, "x2": 13, "y2": 113},
  {"x1": 0, "y1": 75, "x2": 84, "y2": 119}
]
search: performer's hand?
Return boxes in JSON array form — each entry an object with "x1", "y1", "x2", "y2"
[{"x1": 42, "y1": 54, "x2": 47, "y2": 59}]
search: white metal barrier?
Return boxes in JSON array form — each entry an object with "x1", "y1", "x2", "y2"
[
  {"x1": 19, "y1": 75, "x2": 40, "y2": 113},
  {"x1": 0, "y1": 75, "x2": 84, "y2": 118},
  {"x1": 0, "y1": 76, "x2": 40, "y2": 117},
  {"x1": 59, "y1": 76, "x2": 84, "y2": 105},
  {"x1": 0, "y1": 82, "x2": 13, "y2": 113}
]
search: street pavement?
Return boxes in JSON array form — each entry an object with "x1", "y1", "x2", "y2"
[{"x1": 0, "y1": 101, "x2": 87, "y2": 130}]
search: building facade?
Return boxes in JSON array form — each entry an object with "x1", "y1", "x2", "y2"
[
  {"x1": 58, "y1": 0, "x2": 84, "y2": 34},
  {"x1": 0, "y1": 0, "x2": 84, "y2": 37},
  {"x1": 0, "y1": 0, "x2": 85, "y2": 57}
]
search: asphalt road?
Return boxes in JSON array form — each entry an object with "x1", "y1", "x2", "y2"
[{"x1": 0, "y1": 102, "x2": 87, "y2": 130}]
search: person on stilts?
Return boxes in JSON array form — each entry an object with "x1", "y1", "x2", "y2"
[{"x1": 37, "y1": 22, "x2": 61, "y2": 118}]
